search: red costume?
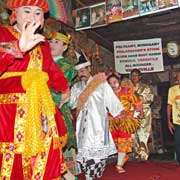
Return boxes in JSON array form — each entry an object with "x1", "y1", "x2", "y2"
[
  {"x1": 0, "y1": 25, "x2": 68, "y2": 179},
  {"x1": 109, "y1": 85, "x2": 142, "y2": 153}
]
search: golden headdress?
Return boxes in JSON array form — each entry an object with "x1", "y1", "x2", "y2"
[{"x1": 51, "y1": 32, "x2": 71, "y2": 45}]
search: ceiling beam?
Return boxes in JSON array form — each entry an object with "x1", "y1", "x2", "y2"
[
  {"x1": 109, "y1": 24, "x2": 180, "y2": 41},
  {"x1": 75, "y1": 0, "x2": 85, "y2": 7},
  {"x1": 86, "y1": 29, "x2": 114, "y2": 52}
]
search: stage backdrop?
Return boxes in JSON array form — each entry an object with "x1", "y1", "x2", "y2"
[{"x1": 114, "y1": 38, "x2": 164, "y2": 74}]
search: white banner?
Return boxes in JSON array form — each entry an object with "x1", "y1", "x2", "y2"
[{"x1": 114, "y1": 38, "x2": 164, "y2": 74}]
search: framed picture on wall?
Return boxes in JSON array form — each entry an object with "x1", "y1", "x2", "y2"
[
  {"x1": 106, "y1": 0, "x2": 123, "y2": 24},
  {"x1": 75, "y1": 7, "x2": 91, "y2": 31},
  {"x1": 139, "y1": 0, "x2": 158, "y2": 16},
  {"x1": 122, "y1": 0, "x2": 139, "y2": 19},
  {"x1": 91, "y1": 2, "x2": 107, "y2": 28}
]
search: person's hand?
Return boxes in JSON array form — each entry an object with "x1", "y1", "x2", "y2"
[
  {"x1": 168, "y1": 121, "x2": 175, "y2": 135},
  {"x1": 108, "y1": 116, "x2": 114, "y2": 121},
  {"x1": 59, "y1": 90, "x2": 70, "y2": 108},
  {"x1": 138, "y1": 110, "x2": 144, "y2": 119},
  {"x1": 19, "y1": 21, "x2": 45, "y2": 52},
  {"x1": 114, "y1": 110, "x2": 126, "y2": 119}
]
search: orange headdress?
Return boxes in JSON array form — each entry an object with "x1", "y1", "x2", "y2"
[{"x1": 6, "y1": 0, "x2": 49, "y2": 12}]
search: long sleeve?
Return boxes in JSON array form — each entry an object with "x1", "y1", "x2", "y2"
[
  {"x1": 104, "y1": 82, "x2": 124, "y2": 117},
  {"x1": 70, "y1": 84, "x2": 78, "y2": 109},
  {"x1": 140, "y1": 84, "x2": 154, "y2": 104},
  {"x1": 60, "y1": 58, "x2": 75, "y2": 86},
  {"x1": 51, "y1": 57, "x2": 75, "y2": 106},
  {"x1": 130, "y1": 92, "x2": 143, "y2": 112},
  {"x1": 0, "y1": 51, "x2": 15, "y2": 75},
  {"x1": 48, "y1": 60, "x2": 69, "y2": 93},
  {"x1": 70, "y1": 81, "x2": 84, "y2": 109},
  {"x1": 42, "y1": 42, "x2": 69, "y2": 93},
  {"x1": 0, "y1": 26, "x2": 23, "y2": 75}
]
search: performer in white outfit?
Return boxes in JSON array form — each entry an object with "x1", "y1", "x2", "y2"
[{"x1": 70, "y1": 52, "x2": 124, "y2": 180}]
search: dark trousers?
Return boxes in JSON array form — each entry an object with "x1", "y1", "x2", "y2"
[{"x1": 174, "y1": 124, "x2": 180, "y2": 164}]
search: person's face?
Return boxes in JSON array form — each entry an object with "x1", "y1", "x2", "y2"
[
  {"x1": 77, "y1": 67, "x2": 91, "y2": 82},
  {"x1": 15, "y1": 6, "x2": 44, "y2": 31},
  {"x1": 108, "y1": 77, "x2": 120, "y2": 91},
  {"x1": 121, "y1": 78, "x2": 129, "y2": 87},
  {"x1": 49, "y1": 38, "x2": 67, "y2": 57},
  {"x1": 131, "y1": 72, "x2": 141, "y2": 84}
]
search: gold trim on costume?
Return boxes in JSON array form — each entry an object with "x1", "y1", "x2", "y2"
[
  {"x1": 32, "y1": 116, "x2": 60, "y2": 180},
  {"x1": 53, "y1": 134, "x2": 68, "y2": 149},
  {"x1": 0, "y1": 93, "x2": 26, "y2": 104},
  {"x1": 0, "y1": 26, "x2": 63, "y2": 179},
  {"x1": 22, "y1": 156, "x2": 31, "y2": 180},
  {"x1": 0, "y1": 149, "x2": 15, "y2": 179},
  {"x1": 52, "y1": 177, "x2": 61, "y2": 180},
  {"x1": 28, "y1": 46, "x2": 42, "y2": 70}
]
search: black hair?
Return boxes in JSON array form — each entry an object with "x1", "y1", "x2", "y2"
[
  {"x1": 58, "y1": 29, "x2": 67, "y2": 36},
  {"x1": 44, "y1": 12, "x2": 50, "y2": 19},
  {"x1": 130, "y1": 69, "x2": 141, "y2": 76},
  {"x1": 107, "y1": 73, "x2": 121, "y2": 83}
]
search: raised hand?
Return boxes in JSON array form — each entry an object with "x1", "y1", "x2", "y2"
[{"x1": 19, "y1": 21, "x2": 45, "y2": 52}]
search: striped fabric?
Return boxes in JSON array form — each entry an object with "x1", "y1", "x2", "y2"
[
  {"x1": 6, "y1": 0, "x2": 49, "y2": 12},
  {"x1": 47, "y1": 0, "x2": 67, "y2": 24}
]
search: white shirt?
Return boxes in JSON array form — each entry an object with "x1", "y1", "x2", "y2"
[{"x1": 70, "y1": 77, "x2": 124, "y2": 161}]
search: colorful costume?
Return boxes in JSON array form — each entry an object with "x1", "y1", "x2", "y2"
[
  {"x1": 49, "y1": 32, "x2": 77, "y2": 176},
  {"x1": 109, "y1": 85, "x2": 142, "y2": 153},
  {"x1": 51, "y1": 56, "x2": 76, "y2": 149},
  {"x1": 0, "y1": 25, "x2": 68, "y2": 180},
  {"x1": 133, "y1": 82, "x2": 154, "y2": 160},
  {"x1": 51, "y1": 56, "x2": 77, "y2": 176}
]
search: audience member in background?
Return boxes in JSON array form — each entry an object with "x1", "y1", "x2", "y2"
[
  {"x1": 49, "y1": 30, "x2": 78, "y2": 180},
  {"x1": 70, "y1": 53, "x2": 124, "y2": 180},
  {"x1": 130, "y1": 69, "x2": 154, "y2": 160},
  {"x1": 167, "y1": 70, "x2": 180, "y2": 165},
  {"x1": 0, "y1": 0, "x2": 69, "y2": 179},
  {"x1": 107, "y1": 73, "x2": 142, "y2": 173}
]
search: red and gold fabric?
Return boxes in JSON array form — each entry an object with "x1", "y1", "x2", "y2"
[
  {"x1": 6, "y1": 0, "x2": 49, "y2": 12},
  {"x1": 109, "y1": 86, "x2": 142, "y2": 153},
  {"x1": 0, "y1": 25, "x2": 68, "y2": 179}
]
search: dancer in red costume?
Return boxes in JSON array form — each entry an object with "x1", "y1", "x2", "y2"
[
  {"x1": 0, "y1": 0, "x2": 69, "y2": 179},
  {"x1": 107, "y1": 73, "x2": 142, "y2": 173}
]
